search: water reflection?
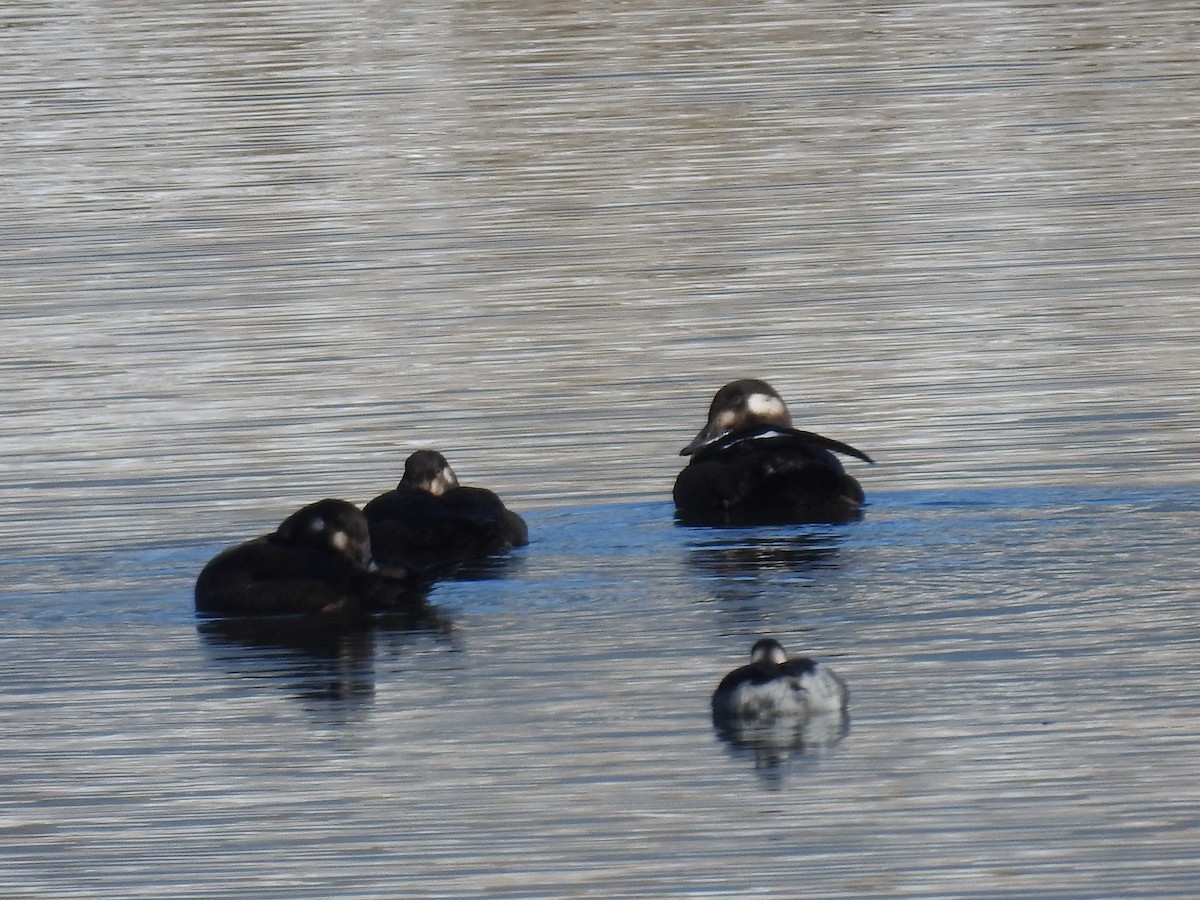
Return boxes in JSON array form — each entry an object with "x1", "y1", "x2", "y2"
[
  {"x1": 684, "y1": 529, "x2": 845, "y2": 580},
  {"x1": 196, "y1": 609, "x2": 452, "y2": 705},
  {"x1": 437, "y1": 548, "x2": 530, "y2": 583},
  {"x1": 713, "y1": 710, "x2": 850, "y2": 788}
]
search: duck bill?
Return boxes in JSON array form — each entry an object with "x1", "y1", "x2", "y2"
[
  {"x1": 680, "y1": 426, "x2": 725, "y2": 456},
  {"x1": 355, "y1": 538, "x2": 376, "y2": 570}
]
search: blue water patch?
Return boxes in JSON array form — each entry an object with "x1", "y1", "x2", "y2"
[{"x1": 7, "y1": 484, "x2": 1196, "y2": 626}]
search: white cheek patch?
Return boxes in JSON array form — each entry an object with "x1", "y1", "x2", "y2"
[
  {"x1": 330, "y1": 530, "x2": 350, "y2": 552},
  {"x1": 746, "y1": 392, "x2": 788, "y2": 421}
]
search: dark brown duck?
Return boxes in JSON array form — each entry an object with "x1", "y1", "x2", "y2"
[{"x1": 673, "y1": 379, "x2": 873, "y2": 526}]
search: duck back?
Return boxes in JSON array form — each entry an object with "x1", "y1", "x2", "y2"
[
  {"x1": 675, "y1": 429, "x2": 865, "y2": 526},
  {"x1": 364, "y1": 484, "x2": 528, "y2": 572}
]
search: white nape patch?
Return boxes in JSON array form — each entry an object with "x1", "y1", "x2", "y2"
[
  {"x1": 330, "y1": 530, "x2": 350, "y2": 551},
  {"x1": 429, "y1": 468, "x2": 460, "y2": 496},
  {"x1": 309, "y1": 516, "x2": 326, "y2": 532},
  {"x1": 746, "y1": 391, "x2": 789, "y2": 422},
  {"x1": 751, "y1": 642, "x2": 788, "y2": 665}
]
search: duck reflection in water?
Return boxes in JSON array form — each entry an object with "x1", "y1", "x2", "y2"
[
  {"x1": 687, "y1": 529, "x2": 843, "y2": 580},
  {"x1": 712, "y1": 638, "x2": 849, "y2": 779},
  {"x1": 674, "y1": 379, "x2": 873, "y2": 526},
  {"x1": 197, "y1": 612, "x2": 454, "y2": 706},
  {"x1": 197, "y1": 617, "x2": 383, "y2": 705}
]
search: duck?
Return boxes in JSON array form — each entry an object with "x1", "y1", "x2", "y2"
[
  {"x1": 363, "y1": 450, "x2": 529, "y2": 572},
  {"x1": 673, "y1": 378, "x2": 873, "y2": 525},
  {"x1": 195, "y1": 498, "x2": 428, "y2": 619},
  {"x1": 711, "y1": 638, "x2": 848, "y2": 723}
]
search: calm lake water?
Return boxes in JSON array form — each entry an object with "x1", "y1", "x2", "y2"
[{"x1": 4, "y1": 1, "x2": 1200, "y2": 897}]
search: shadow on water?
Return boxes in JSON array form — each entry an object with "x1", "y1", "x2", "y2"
[
  {"x1": 196, "y1": 609, "x2": 454, "y2": 706},
  {"x1": 713, "y1": 709, "x2": 851, "y2": 789}
]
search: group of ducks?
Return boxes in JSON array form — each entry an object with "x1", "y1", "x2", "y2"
[{"x1": 195, "y1": 378, "x2": 873, "y2": 728}]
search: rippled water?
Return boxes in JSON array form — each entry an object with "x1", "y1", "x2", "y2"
[{"x1": 4, "y1": 1, "x2": 1200, "y2": 897}]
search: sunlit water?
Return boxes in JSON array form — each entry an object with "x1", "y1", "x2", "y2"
[{"x1": 4, "y1": 1, "x2": 1200, "y2": 897}]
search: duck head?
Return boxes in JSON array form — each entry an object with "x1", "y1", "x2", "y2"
[{"x1": 681, "y1": 379, "x2": 792, "y2": 456}]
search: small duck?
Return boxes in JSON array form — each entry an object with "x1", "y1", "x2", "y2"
[
  {"x1": 711, "y1": 638, "x2": 848, "y2": 723},
  {"x1": 195, "y1": 498, "x2": 426, "y2": 619},
  {"x1": 363, "y1": 450, "x2": 528, "y2": 572},
  {"x1": 673, "y1": 378, "x2": 873, "y2": 525}
]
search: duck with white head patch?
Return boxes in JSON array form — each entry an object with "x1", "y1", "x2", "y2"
[
  {"x1": 673, "y1": 378, "x2": 873, "y2": 525},
  {"x1": 195, "y1": 498, "x2": 429, "y2": 619},
  {"x1": 364, "y1": 450, "x2": 528, "y2": 574}
]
